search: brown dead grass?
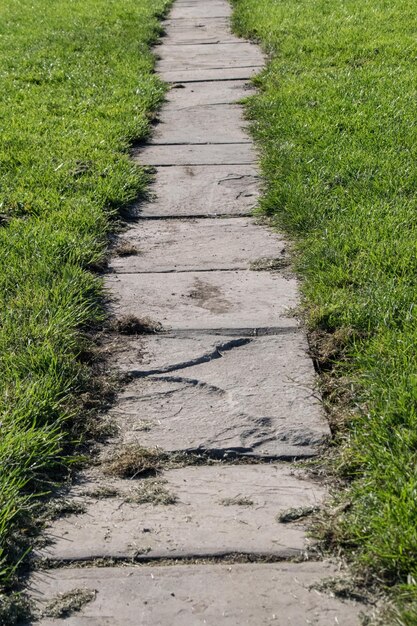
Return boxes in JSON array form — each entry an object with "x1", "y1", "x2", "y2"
[
  {"x1": 43, "y1": 588, "x2": 96, "y2": 619},
  {"x1": 249, "y1": 257, "x2": 290, "y2": 271},
  {"x1": 126, "y1": 478, "x2": 177, "y2": 505},
  {"x1": 113, "y1": 315, "x2": 163, "y2": 335},
  {"x1": 220, "y1": 496, "x2": 254, "y2": 506},
  {"x1": 103, "y1": 445, "x2": 169, "y2": 478},
  {"x1": 84, "y1": 485, "x2": 120, "y2": 499},
  {"x1": 114, "y1": 242, "x2": 140, "y2": 257},
  {"x1": 276, "y1": 505, "x2": 318, "y2": 523}
]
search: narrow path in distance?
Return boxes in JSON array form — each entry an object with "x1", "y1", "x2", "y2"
[{"x1": 27, "y1": 1, "x2": 366, "y2": 623}]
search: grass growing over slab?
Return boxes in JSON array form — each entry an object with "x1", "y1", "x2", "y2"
[
  {"x1": 0, "y1": 0, "x2": 170, "y2": 604},
  {"x1": 232, "y1": 0, "x2": 417, "y2": 617}
]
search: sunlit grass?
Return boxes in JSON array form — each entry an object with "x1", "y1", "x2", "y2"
[
  {"x1": 0, "y1": 0, "x2": 169, "y2": 600},
  {"x1": 232, "y1": 0, "x2": 417, "y2": 617}
]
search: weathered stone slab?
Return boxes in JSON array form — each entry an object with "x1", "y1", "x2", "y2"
[
  {"x1": 160, "y1": 65, "x2": 262, "y2": 82},
  {"x1": 38, "y1": 465, "x2": 325, "y2": 561},
  {"x1": 169, "y1": 2, "x2": 231, "y2": 19},
  {"x1": 151, "y1": 104, "x2": 249, "y2": 144},
  {"x1": 110, "y1": 218, "x2": 284, "y2": 273},
  {"x1": 156, "y1": 42, "x2": 264, "y2": 71},
  {"x1": 106, "y1": 334, "x2": 328, "y2": 457},
  {"x1": 107, "y1": 271, "x2": 298, "y2": 330},
  {"x1": 135, "y1": 143, "x2": 257, "y2": 165},
  {"x1": 30, "y1": 562, "x2": 364, "y2": 625},
  {"x1": 167, "y1": 80, "x2": 255, "y2": 107},
  {"x1": 135, "y1": 165, "x2": 259, "y2": 217},
  {"x1": 162, "y1": 18, "x2": 238, "y2": 44}
]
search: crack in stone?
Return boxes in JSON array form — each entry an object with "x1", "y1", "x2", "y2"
[
  {"x1": 148, "y1": 375, "x2": 226, "y2": 396},
  {"x1": 167, "y1": 102, "x2": 238, "y2": 111},
  {"x1": 114, "y1": 268, "x2": 248, "y2": 274},
  {"x1": 126, "y1": 337, "x2": 252, "y2": 378},
  {"x1": 34, "y1": 551, "x2": 308, "y2": 570},
  {"x1": 162, "y1": 327, "x2": 299, "y2": 337},
  {"x1": 154, "y1": 163, "x2": 256, "y2": 167},
  {"x1": 146, "y1": 141, "x2": 251, "y2": 146},
  {"x1": 138, "y1": 213, "x2": 252, "y2": 220}
]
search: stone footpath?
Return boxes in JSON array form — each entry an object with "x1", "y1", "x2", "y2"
[{"x1": 27, "y1": 1, "x2": 365, "y2": 623}]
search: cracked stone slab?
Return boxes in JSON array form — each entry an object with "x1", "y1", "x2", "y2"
[
  {"x1": 106, "y1": 271, "x2": 298, "y2": 331},
  {"x1": 135, "y1": 165, "x2": 259, "y2": 217},
  {"x1": 162, "y1": 18, "x2": 239, "y2": 44},
  {"x1": 160, "y1": 65, "x2": 262, "y2": 83},
  {"x1": 135, "y1": 143, "x2": 257, "y2": 165},
  {"x1": 167, "y1": 80, "x2": 255, "y2": 107},
  {"x1": 106, "y1": 334, "x2": 329, "y2": 457},
  {"x1": 169, "y1": 2, "x2": 232, "y2": 19},
  {"x1": 30, "y1": 562, "x2": 364, "y2": 626},
  {"x1": 156, "y1": 42, "x2": 264, "y2": 71},
  {"x1": 150, "y1": 104, "x2": 249, "y2": 144},
  {"x1": 38, "y1": 465, "x2": 325, "y2": 561},
  {"x1": 110, "y1": 218, "x2": 284, "y2": 273}
]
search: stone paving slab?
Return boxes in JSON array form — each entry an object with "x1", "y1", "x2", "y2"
[
  {"x1": 29, "y1": 562, "x2": 363, "y2": 626},
  {"x1": 135, "y1": 143, "x2": 257, "y2": 165},
  {"x1": 38, "y1": 466, "x2": 325, "y2": 561},
  {"x1": 170, "y1": 2, "x2": 231, "y2": 19},
  {"x1": 162, "y1": 18, "x2": 238, "y2": 44},
  {"x1": 167, "y1": 80, "x2": 255, "y2": 107},
  {"x1": 106, "y1": 335, "x2": 328, "y2": 457},
  {"x1": 110, "y1": 218, "x2": 284, "y2": 273},
  {"x1": 107, "y1": 271, "x2": 298, "y2": 330},
  {"x1": 160, "y1": 65, "x2": 263, "y2": 82},
  {"x1": 135, "y1": 165, "x2": 259, "y2": 217},
  {"x1": 150, "y1": 104, "x2": 249, "y2": 144},
  {"x1": 156, "y1": 42, "x2": 264, "y2": 71}
]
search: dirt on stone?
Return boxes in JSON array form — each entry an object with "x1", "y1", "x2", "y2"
[{"x1": 187, "y1": 278, "x2": 231, "y2": 314}]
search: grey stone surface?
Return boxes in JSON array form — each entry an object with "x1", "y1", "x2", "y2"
[
  {"x1": 162, "y1": 18, "x2": 239, "y2": 44},
  {"x1": 167, "y1": 80, "x2": 255, "y2": 107},
  {"x1": 150, "y1": 103, "x2": 249, "y2": 144},
  {"x1": 30, "y1": 562, "x2": 363, "y2": 626},
  {"x1": 110, "y1": 218, "x2": 285, "y2": 273},
  {"x1": 170, "y1": 2, "x2": 232, "y2": 19},
  {"x1": 107, "y1": 271, "x2": 298, "y2": 330},
  {"x1": 106, "y1": 334, "x2": 328, "y2": 457},
  {"x1": 156, "y1": 42, "x2": 264, "y2": 71},
  {"x1": 135, "y1": 142, "x2": 257, "y2": 165},
  {"x1": 135, "y1": 165, "x2": 259, "y2": 217},
  {"x1": 160, "y1": 65, "x2": 263, "y2": 82},
  {"x1": 39, "y1": 465, "x2": 325, "y2": 560}
]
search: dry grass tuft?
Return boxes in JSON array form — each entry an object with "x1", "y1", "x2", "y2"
[
  {"x1": 84, "y1": 485, "x2": 120, "y2": 499},
  {"x1": 220, "y1": 496, "x2": 254, "y2": 507},
  {"x1": 114, "y1": 242, "x2": 140, "y2": 257},
  {"x1": 44, "y1": 500, "x2": 87, "y2": 521},
  {"x1": 250, "y1": 257, "x2": 290, "y2": 271},
  {"x1": 276, "y1": 506, "x2": 319, "y2": 523},
  {"x1": 103, "y1": 445, "x2": 168, "y2": 478},
  {"x1": 126, "y1": 478, "x2": 177, "y2": 505},
  {"x1": 113, "y1": 315, "x2": 163, "y2": 335},
  {"x1": 43, "y1": 588, "x2": 96, "y2": 619}
]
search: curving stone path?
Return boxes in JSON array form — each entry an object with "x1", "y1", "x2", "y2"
[{"x1": 27, "y1": 1, "x2": 365, "y2": 623}]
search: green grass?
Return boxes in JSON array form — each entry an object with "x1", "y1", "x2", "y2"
[
  {"x1": 232, "y1": 0, "x2": 417, "y2": 617},
  {"x1": 0, "y1": 0, "x2": 169, "y2": 602}
]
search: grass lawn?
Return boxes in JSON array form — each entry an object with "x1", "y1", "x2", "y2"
[
  {"x1": 232, "y1": 0, "x2": 417, "y2": 620},
  {"x1": 0, "y1": 0, "x2": 169, "y2": 614}
]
